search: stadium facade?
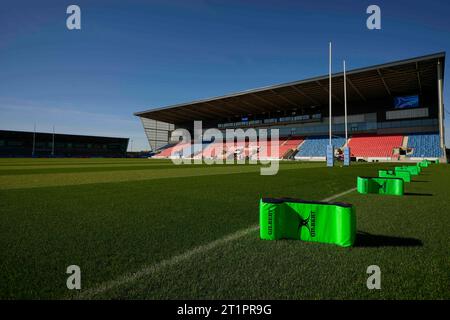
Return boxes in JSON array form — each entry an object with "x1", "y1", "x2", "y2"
[
  {"x1": 0, "y1": 130, "x2": 129, "y2": 158},
  {"x1": 135, "y1": 52, "x2": 446, "y2": 162}
]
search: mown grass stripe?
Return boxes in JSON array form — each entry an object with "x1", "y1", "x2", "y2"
[{"x1": 0, "y1": 162, "x2": 325, "y2": 190}]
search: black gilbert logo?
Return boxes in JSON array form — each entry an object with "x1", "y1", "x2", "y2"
[{"x1": 298, "y1": 211, "x2": 316, "y2": 237}]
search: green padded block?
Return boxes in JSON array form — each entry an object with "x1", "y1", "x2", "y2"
[
  {"x1": 418, "y1": 160, "x2": 429, "y2": 168},
  {"x1": 395, "y1": 166, "x2": 420, "y2": 176},
  {"x1": 378, "y1": 169, "x2": 411, "y2": 182},
  {"x1": 260, "y1": 198, "x2": 356, "y2": 247},
  {"x1": 357, "y1": 176, "x2": 404, "y2": 196},
  {"x1": 419, "y1": 162, "x2": 428, "y2": 168}
]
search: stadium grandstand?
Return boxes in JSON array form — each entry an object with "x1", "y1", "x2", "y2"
[
  {"x1": 135, "y1": 52, "x2": 447, "y2": 163},
  {"x1": 0, "y1": 130, "x2": 129, "y2": 158}
]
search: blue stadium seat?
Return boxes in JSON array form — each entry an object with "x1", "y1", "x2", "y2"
[
  {"x1": 407, "y1": 133, "x2": 443, "y2": 158},
  {"x1": 295, "y1": 136, "x2": 346, "y2": 157}
]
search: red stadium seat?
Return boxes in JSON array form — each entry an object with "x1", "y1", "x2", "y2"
[
  {"x1": 278, "y1": 137, "x2": 304, "y2": 158},
  {"x1": 258, "y1": 136, "x2": 303, "y2": 159},
  {"x1": 158, "y1": 137, "x2": 304, "y2": 160},
  {"x1": 348, "y1": 134, "x2": 403, "y2": 158},
  {"x1": 153, "y1": 142, "x2": 189, "y2": 158}
]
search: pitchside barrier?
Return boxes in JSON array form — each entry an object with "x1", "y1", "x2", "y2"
[
  {"x1": 395, "y1": 165, "x2": 420, "y2": 176},
  {"x1": 356, "y1": 176, "x2": 404, "y2": 196},
  {"x1": 378, "y1": 169, "x2": 411, "y2": 183},
  {"x1": 415, "y1": 164, "x2": 422, "y2": 173},
  {"x1": 258, "y1": 161, "x2": 432, "y2": 247},
  {"x1": 418, "y1": 160, "x2": 430, "y2": 168},
  {"x1": 259, "y1": 198, "x2": 356, "y2": 247}
]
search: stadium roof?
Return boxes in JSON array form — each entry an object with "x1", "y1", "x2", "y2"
[
  {"x1": 135, "y1": 52, "x2": 445, "y2": 124},
  {"x1": 0, "y1": 129, "x2": 129, "y2": 141}
]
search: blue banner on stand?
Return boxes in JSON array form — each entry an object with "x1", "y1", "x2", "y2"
[
  {"x1": 344, "y1": 147, "x2": 350, "y2": 166},
  {"x1": 326, "y1": 145, "x2": 334, "y2": 167}
]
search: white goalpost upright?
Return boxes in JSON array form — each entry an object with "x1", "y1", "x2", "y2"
[
  {"x1": 344, "y1": 60, "x2": 348, "y2": 143},
  {"x1": 329, "y1": 42, "x2": 332, "y2": 146},
  {"x1": 343, "y1": 60, "x2": 350, "y2": 166},
  {"x1": 326, "y1": 42, "x2": 334, "y2": 167}
]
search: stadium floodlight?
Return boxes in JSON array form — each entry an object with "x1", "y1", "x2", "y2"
[
  {"x1": 51, "y1": 125, "x2": 55, "y2": 157},
  {"x1": 32, "y1": 122, "x2": 36, "y2": 157}
]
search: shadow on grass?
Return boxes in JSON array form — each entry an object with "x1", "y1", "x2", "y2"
[
  {"x1": 404, "y1": 192, "x2": 433, "y2": 196},
  {"x1": 411, "y1": 180, "x2": 429, "y2": 183},
  {"x1": 354, "y1": 231, "x2": 423, "y2": 248}
]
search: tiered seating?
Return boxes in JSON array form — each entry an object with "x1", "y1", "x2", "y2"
[
  {"x1": 348, "y1": 134, "x2": 403, "y2": 158},
  {"x1": 153, "y1": 143, "x2": 187, "y2": 158},
  {"x1": 295, "y1": 136, "x2": 345, "y2": 158},
  {"x1": 153, "y1": 133, "x2": 443, "y2": 161},
  {"x1": 181, "y1": 142, "x2": 207, "y2": 158},
  {"x1": 179, "y1": 142, "x2": 213, "y2": 158},
  {"x1": 257, "y1": 140, "x2": 278, "y2": 159},
  {"x1": 197, "y1": 142, "x2": 238, "y2": 160},
  {"x1": 200, "y1": 138, "x2": 295, "y2": 160},
  {"x1": 235, "y1": 141, "x2": 258, "y2": 159},
  {"x1": 407, "y1": 133, "x2": 443, "y2": 158},
  {"x1": 195, "y1": 142, "x2": 221, "y2": 159},
  {"x1": 153, "y1": 142, "x2": 209, "y2": 158},
  {"x1": 278, "y1": 137, "x2": 304, "y2": 158}
]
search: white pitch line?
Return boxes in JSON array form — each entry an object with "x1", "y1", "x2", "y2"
[
  {"x1": 77, "y1": 187, "x2": 356, "y2": 299},
  {"x1": 322, "y1": 187, "x2": 356, "y2": 202}
]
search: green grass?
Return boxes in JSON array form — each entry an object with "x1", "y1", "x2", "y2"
[{"x1": 0, "y1": 158, "x2": 448, "y2": 299}]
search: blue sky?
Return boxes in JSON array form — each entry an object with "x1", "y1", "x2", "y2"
[{"x1": 0, "y1": 0, "x2": 449, "y2": 151}]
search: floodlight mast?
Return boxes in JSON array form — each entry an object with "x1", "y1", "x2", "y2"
[
  {"x1": 32, "y1": 122, "x2": 36, "y2": 157},
  {"x1": 329, "y1": 42, "x2": 332, "y2": 146},
  {"x1": 52, "y1": 125, "x2": 55, "y2": 156}
]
